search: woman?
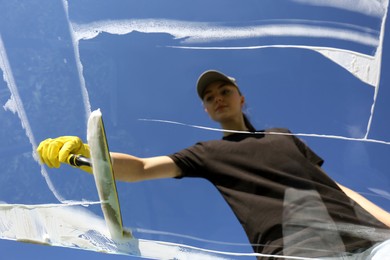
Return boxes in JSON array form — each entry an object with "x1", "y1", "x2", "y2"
[{"x1": 38, "y1": 70, "x2": 390, "y2": 259}]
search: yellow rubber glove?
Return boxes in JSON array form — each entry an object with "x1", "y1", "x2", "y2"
[{"x1": 37, "y1": 136, "x2": 92, "y2": 173}]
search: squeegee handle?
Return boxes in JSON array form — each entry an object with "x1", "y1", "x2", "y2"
[{"x1": 68, "y1": 154, "x2": 92, "y2": 167}]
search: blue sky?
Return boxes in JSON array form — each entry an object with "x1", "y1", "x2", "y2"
[{"x1": 0, "y1": 0, "x2": 389, "y2": 259}]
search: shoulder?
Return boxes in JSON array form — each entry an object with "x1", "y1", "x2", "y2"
[
  {"x1": 168, "y1": 141, "x2": 211, "y2": 161},
  {"x1": 168, "y1": 140, "x2": 222, "y2": 177},
  {"x1": 169, "y1": 138, "x2": 232, "y2": 164},
  {"x1": 264, "y1": 127, "x2": 292, "y2": 134}
]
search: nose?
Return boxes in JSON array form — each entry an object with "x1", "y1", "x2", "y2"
[{"x1": 214, "y1": 94, "x2": 223, "y2": 103}]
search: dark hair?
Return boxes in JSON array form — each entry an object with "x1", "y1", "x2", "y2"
[
  {"x1": 243, "y1": 113, "x2": 256, "y2": 132},
  {"x1": 235, "y1": 84, "x2": 256, "y2": 132}
]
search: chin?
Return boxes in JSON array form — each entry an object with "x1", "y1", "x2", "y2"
[{"x1": 212, "y1": 116, "x2": 231, "y2": 124}]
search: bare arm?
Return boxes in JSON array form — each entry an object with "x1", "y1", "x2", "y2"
[
  {"x1": 315, "y1": 166, "x2": 390, "y2": 228},
  {"x1": 110, "y1": 152, "x2": 182, "y2": 182},
  {"x1": 337, "y1": 183, "x2": 390, "y2": 228}
]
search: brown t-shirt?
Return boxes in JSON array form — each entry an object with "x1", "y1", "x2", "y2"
[{"x1": 169, "y1": 128, "x2": 390, "y2": 258}]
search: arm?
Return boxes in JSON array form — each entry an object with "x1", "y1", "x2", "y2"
[
  {"x1": 37, "y1": 136, "x2": 181, "y2": 181},
  {"x1": 315, "y1": 166, "x2": 390, "y2": 228},
  {"x1": 110, "y1": 152, "x2": 182, "y2": 182},
  {"x1": 336, "y1": 183, "x2": 390, "y2": 228}
]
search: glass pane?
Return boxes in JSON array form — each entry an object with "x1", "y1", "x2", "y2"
[{"x1": 1, "y1": 0, "x2": 389, "y2": 259}]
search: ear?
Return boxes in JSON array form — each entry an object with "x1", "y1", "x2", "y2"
[{"x1": 240, "y1": 95, "x2": 245, "y2": 107}]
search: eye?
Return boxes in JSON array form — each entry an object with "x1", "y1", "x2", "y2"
[
  {"x1": 221, "y1": 88, "x2": 231, "y2": 96},
  {"x1": 204, "y1": 95, "x2": 214, "y2": 103}
]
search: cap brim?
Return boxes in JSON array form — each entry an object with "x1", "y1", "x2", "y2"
[{"x1": 197, "y1": 70, "x2": 237, "y2": 99}]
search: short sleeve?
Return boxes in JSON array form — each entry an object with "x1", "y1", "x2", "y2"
[
  {"x1": 168, "y1": 142, "x2": 207, "y2": 178},
  {"x1": 291, "y1": 135, "x2": 324, "y2": 166}
]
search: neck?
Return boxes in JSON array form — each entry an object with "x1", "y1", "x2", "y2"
[{"x1": 220, "y1": 116, "x2": 248, "y2": 137}]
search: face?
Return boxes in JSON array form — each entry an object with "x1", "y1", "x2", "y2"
[{"x1": 202, "y1": 81, "x2": 245, "y2": 123}]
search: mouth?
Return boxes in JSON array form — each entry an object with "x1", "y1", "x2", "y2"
[{"x1": 215, "y1": 105, "x2": 228, "y2": 112}]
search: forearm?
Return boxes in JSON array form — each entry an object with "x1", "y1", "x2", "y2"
[
  {"x1": 337, "y1": 184, "x2": 390, "y2": 228},
  {"x1": 110, "y1": 152, "x2": 145, "y2": 182},
  {"x1": 110, "y1": 152, "x2": 181, "y2": 182}
]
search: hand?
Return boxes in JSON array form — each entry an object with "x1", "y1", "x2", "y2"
[{"x1": 37, "y1": 136, "x2": 92, "y2": 173}]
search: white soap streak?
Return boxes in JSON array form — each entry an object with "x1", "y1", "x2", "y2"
[
  {"x1": 135, "y1": 229, "x2": 332, "y2": 259},
  {"x1": 367, "y1": 188, "x2": 390, "y2": 201},
  {"x1": 0, "y1": 203, "x2": 385, "y2": 260},
  {"x1": 0, "y1": 201, "x2": 387, "y2": 259},
  {"x1": 139, "y1": 119, "x2": 390, "y2": 146},
  {"x1": 170, "y1": 44, "x2": 380, "y2": 88},
  {"x1": 138, "y1": 240, "x2": 230, "y2": 259},
  {"x1": 291, "y1": 0, "x2": 388, "y2": 18},
  {"x1": 0, "y1": 203, "x2": 138, "y2": 255},
  {"x1": 71, "y1": 18, "x2": 382, "y2": 87},
  {"x1": 135, "y1": 229, "x2": 340, "y2": 258},
  {"x1": 3, "y1": 94, "x2": 17, "y2": 114},
  {"x1": 1, "y1": 203, "x2": 314, "y2": 260},
  {"x1": 61, "y1": 0, "x2": 91, "y2": 121},
  {"x1": 136, "y1": 227, "x2": 251, "y2": 246},
  {"x1": 315, "y1": 48, "x2": 379, "y2": 88},
  {"x1": 364, "y1": 2, "x2": 389, "y2": 139},
  {"x1": 138, "y1": 227, "x2": 373, "y2": 258},
  {"x1": 0, "y1": 35, "x2": 65, "y2": 203},
  {"x1": 72, "y1": 19, "x2": 379, "y2": 47},
  {"x1": 138, "y1": 239, "x2": 315, "y2": 260}
]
